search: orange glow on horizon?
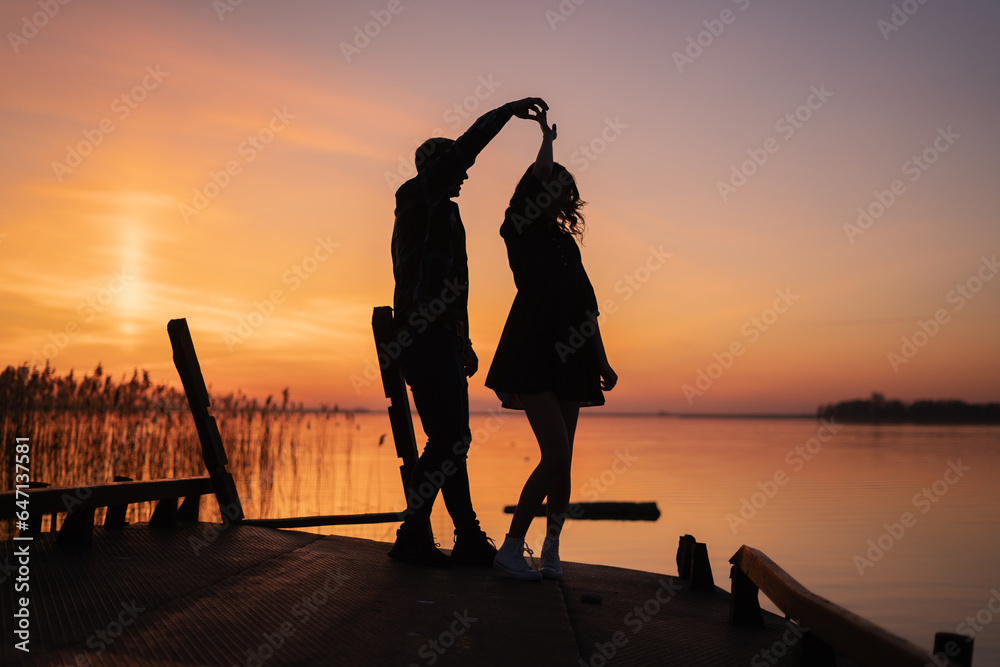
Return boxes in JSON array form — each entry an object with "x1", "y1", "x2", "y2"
[{"x1": 3, "y1": 2, "x2": 998, "y2": 414}]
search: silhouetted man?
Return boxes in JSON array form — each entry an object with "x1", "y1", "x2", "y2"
[{"x1": 389, "y1": 97, "x2": 548, "y2": 567}]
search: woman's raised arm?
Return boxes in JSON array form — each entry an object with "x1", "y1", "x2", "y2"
[{"x1": 531, "y1": 113, "x2": 557, "y2": 180}]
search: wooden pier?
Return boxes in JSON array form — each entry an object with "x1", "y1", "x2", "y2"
[
  {"x1": 0, "y1": 314, "x2": 971, "y2": 666},
  {"x1": 0, "y1": 520, "x2": 846, "y2": 666}
]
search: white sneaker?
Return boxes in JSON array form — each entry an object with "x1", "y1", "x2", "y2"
[
  {"x1": 493, "y1": 535, "x2": 542, "y2": 581},
  {"x1": 540, "y1": 537, "x2": 562, "y2": 580}
]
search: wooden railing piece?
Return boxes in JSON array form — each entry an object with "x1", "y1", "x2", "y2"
[
  {"x1": 0, "y1": 477, "x2": 214, "y2": 519},
  {"x1": 730, "y1": 545, "x2": 928, "y2": 667}
]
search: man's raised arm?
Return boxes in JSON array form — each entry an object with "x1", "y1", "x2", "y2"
[{"x1": 420, "y1": 97, "x2": 548, "y2": 200}]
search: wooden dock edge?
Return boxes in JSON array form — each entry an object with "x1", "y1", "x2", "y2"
[{"x1": 729, "y1": 544, "x2": 956, "y2": 667}]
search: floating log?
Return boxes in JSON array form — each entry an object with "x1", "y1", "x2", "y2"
[{"x1": 502, "y1": 501, "x2": 660, "y2": 521}]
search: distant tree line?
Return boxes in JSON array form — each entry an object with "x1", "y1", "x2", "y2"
[{"x1": 817, "y1": 392, "x2": 1000, "y2": 424}]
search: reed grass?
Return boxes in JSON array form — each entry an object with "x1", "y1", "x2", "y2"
[{"x1": 1, "y1": 363, "x2": 359, "y2": 533}]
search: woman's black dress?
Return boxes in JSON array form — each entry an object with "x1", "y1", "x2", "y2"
[{"x1": 485, "y1": 174, "x2": 605, "y2": 410}]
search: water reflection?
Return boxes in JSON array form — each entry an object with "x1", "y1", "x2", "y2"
[{"x1": 3, "y1": 372, "x2": 998, "y2": 663}]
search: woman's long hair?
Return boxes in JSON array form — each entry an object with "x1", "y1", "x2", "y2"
[{"x1": 511, "y1": 162, "x2": 586, "y2": 238}]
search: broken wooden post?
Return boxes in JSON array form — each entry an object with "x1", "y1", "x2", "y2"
[
  {"x1": 56, "y1": 508, "x2": 95, "y2": 548},
  {"x1": 676, "y1": 534, "x2": 695, "y2": 579},
  {"x1": 167, "y1": 318, "x2": 244, "y2": 522},
  {"x1": 372, "y1": 306, "x2": 433, "y2": 539},
  {"x1": 676, "y1": 534, "x2": 714, "y2": 592},
  {"x1": 149, "y1": 497, "x2": 177, "y2": 528},
  {"x1": 793, "y1": 632, "x2": 836, "y2": 667},
  {"x1": 932, "y1": 632, "x2": 973, "y2": 667},
  {"x1": 24, "y1": 481, "x2": 49, "y2": 536},
  {"x1": 729, "y1": 564, "x2": 764, "y2": 627},
  {"x1": 104, "y1": 475, "x2": 132, "y2": 529},
  {"x1": 178, "y1": 494, "x2": 201, "y2": 522},
  {"x1": 691, "y1": 541, "x2": 715, "y2": 592}
]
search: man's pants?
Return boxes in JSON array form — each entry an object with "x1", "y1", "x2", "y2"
[{"x1": 397, "y1": 325, "x2": 478, "y2": 535}]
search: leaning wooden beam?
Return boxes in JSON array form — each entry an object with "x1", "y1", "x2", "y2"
[
  {"x1": 241, "y1": 512, "x2": 403, "y2": 529},
  {"x1": 0, "y1": 476, "x2": 214, "y2": 518},
  {"x1": 371, "y1": 307, "x2": 420, "y2": 496},
  {"x1": 167, "y1": 318, "x2": 244, "y2": 522},
  {"x1": 730, "y1": 545, "x2": 927, "y2": 667}
]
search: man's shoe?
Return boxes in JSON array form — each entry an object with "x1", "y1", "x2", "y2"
[
  {"x1": 388, "y1": 528, "x2": 453, "y2": 568},
  {"x1": 451, "y1": 528, "x2": 498, "y2": 567},
  {"x1": 493, "y1": 534, "x2": 542, "y2": 581}
]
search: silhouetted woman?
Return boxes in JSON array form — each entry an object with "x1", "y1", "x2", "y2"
[{"x1": 487, "y1": 113, "x2": 617, "y2": 581}]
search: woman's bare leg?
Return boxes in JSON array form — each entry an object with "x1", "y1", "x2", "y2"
[
  {"x1": 506, "y1": 391, "x2": 572, "y2": 540},
  {"x1": 545, "y1": 399, "x2": 579, "y2": 539}
]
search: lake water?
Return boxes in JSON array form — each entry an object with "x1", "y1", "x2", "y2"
[
  {"x1": 248, "y1": 412, "x2": 1000, "y2": 665},
  {"x1": 8, "y1": 411, "x2": 999, "y2": 664}
]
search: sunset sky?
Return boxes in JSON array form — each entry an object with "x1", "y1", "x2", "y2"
[{"x1": 3, "y1": 0, "x2": 998, "y2": 414}]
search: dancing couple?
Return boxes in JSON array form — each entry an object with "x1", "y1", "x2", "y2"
[{"x1": 388, "y1": 97, "x2": 617, "y2": 581}]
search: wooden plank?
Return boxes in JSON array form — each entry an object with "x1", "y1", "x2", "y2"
[
  {"x1": 503, "y1": 501, "x2": 660, "y2": 521},
  {"x1": 371, "y1": 307, "x2": 419, "y2": 495},
  {"x1": 168, "y1": 318, "x2": 244, "y2": 521},
  {"x1": 730, "y1": 545, "x2": 928, "y2": 667},
  {"x1": 241, "y1": 512, "x2": 403, "y2": 529},
  {"x1": 0, "y1": 476, "x2": 214, "y2": 518}
]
